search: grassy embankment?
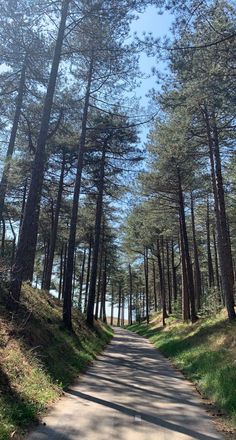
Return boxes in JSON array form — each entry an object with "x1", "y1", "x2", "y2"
[
  {"x1": 0, "y1": 283, "x2": 113, "y2": 440},
  {"x1": 128, "y1": 312, "x2": 236, "y2": 428}
]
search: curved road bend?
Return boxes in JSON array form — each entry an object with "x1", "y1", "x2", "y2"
[{"x1": 27, "y1": 327, "x2": 223, "y2": 440}]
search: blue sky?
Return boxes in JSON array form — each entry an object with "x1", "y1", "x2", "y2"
[
  {"x1": 130, "y1": 5, "x2": 173, "y2": 105},
  {"x1": 127, "y1": 6, "x2": 173, "y2": 145}
]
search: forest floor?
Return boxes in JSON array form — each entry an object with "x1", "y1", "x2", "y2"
[
  {"x1": 0, "y1": 283, "x2": 113, "y2": 440},
  {"x1": 128, "y1": 312, "x2": 236, "y2": 439},
  {"x1": 27, "y1": 327, "x2": 223, "y2": 440}
]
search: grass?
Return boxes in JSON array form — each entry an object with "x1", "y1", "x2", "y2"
[
  {"x1": 0, "y1": 282, "x2": 113, "y2": 440},
  {"x1": 128, "y1": 312, "x2": 236, "y2": 428}
]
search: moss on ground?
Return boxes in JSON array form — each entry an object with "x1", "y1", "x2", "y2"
[
  {"x1": 0, "y1": 283, "x2": 113, "y2": 440},
  {"x1": 128, "y1": 312, "x2": 236, "y2": 428}
]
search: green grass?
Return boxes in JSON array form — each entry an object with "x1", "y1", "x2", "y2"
[
  {"x1": 0, "y1": 283, "x2": 113, "y2": 439},
  {"x1": 128, "y1": 313, "x2": 236, "y2": 426}
]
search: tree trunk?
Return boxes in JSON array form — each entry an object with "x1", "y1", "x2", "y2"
[
  {"x1": 117, "y1": 284, "x2": 121, "y2": 326},
  {"x1": 58, "y1": 245, "x2": 64, "y2": 300},
  {"x1": 1, "y1": 217, "x2": 6, "y2": 257},
  {"x1": 86, "y1": 139, "x2": 107, "y2": 326},
  {"x1": 63, "y1": 56, "x2": 94, "y2": 330},
  {"x1": 128, "y1": 263, "x2": 133, "y2": 325},
  {"x1": 0, "y1": 56, "x2": 27, "y2": 222},
  {"x1": 190, "y1": 192, "x2": 202, "y2": 310},
  {"x1": 179, "y1": 226, "x2": 190, "y2": 321},
  {"x1": 157, "y1": 237, "x2": 168, "y2": 326},
  {"x1": 110, "y1": 285, "x2": 114, "y2": 326},
  {"x1": 101, "y1": 251, "x2": 107, "y2": 323},
  {"x1": 171, "y1": 240, "x2": 178, "y2": 302},
  {"x1": 9, "y1": 0, "x2": 70, "y2": 309},
  {"x1": 206, "y1": 197, "x2": 214, "y2": 288},
  {"x1": 166, "y1": 240, "x2": 172, "y2": 315},
  {"x1": 202, "y1": 106, "x2": 235, "y2": 319},
  {"x1": 84, "y1": 235, "x2": 92, "y2": 313},
  {"x1": 78, "y1": 248, "x2": 86, "y2": 311},
  {"x1": 152, "y1": 259, "x2": 158, "y2": 312},
  {"x1": 44, "y1": 149, "x2": 66, "y2": 290},
  {"x1": 212, "y1": 226, "x2": 221, "y2": 299},
  {"x1": 144, "y1": 247, "x2": 149, "y2": 323},
  {"x1": 95, "y1": 249, "x2": 103, "y2": 320},
  {"x1": 178, "y1": 170, "x2": 197, "y2": 322}
]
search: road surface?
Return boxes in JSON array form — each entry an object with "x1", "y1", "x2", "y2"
[{"x1": 27, "y1": 327, "x2": 222, "y2": 440}]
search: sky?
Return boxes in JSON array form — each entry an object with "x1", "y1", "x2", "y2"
[
  {"x1": 127, "y1": 5, "x2": 173, "y2": 146},
  {"x1": 130, "y1": 5, "x2": 173, "y2": 106}
]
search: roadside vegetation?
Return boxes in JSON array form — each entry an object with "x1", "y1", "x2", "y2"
[
  {"x1": 128, "y1": 312, "x2": 236, "y2": 430},
  {"x1": 0, "y1": 283, "x2": 112, "y2": 440}
]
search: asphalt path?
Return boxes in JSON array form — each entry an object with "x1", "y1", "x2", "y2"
[{"x1": 27, "y1": 327, "x2": 223, "y2": 440}]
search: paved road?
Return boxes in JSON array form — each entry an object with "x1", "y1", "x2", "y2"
[{"x1": 27, "y1": 328, "x2": 222, "y2": 440}]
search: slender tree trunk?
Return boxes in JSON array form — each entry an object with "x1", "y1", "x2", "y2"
[
  {"x1": 101, "y1": 251, "x2": 107, "y2": 323},
  {"x1": 166, "y1": 240, "x2": 172, "y2": 315},
  {"x1": 78, "y1": 248, "x2": 86, "y2": 311},
  {"x1": 86, "y1": 139, "x2": 107, "y2": 326},
  {"x1": 58, "y1": 245, "x2": 64, "y2": 300},
  {"x1": 180, "y1": 224, "x2": 190, "y2": 321},
  {"x1": 1, "y1": 217, "x2": 6, "y2": 257},
  {"x1": 157, "y1": 237, "x2": 168, "y2": 326},
  {"x1": 8, "y1": 216, "x2": 16, "y2": 267},
  {"x1": 206, "y1": 197, "x2": 214, "y2": 288},
  {"x1": 121, "y1": 291, "x2": 125, "y2": 326},
  {"x1": 144, "y1": 247, "x2": 149, "y2": 323},
  {"x1": 41, "y1": 238, "x2": 50, "y2": 289},
  {"x1": 0, "y1": 56, "x2": 27, "y2": 222},
  {"x1": 117, "y1": 284, "x2": 121, "y2": 326},
  {"x1": 212, "y1": 226, "x2": 221, "y2": 298},
  {"x1": 62, "y1": 242, "x2": 68, "y2": 299},
  {"x1": 177, "y1": 170, "x2": 197, "y2": 322},
  {"x1": 84, "y1": 235, "x2": 92, "y2": 313},
  {"x1": 190, "y1": 192, "x2": 202, "y2": 310},
  {"x1": 151, "y1": 259, "x2": 157, "y2": 312},
  {"x1": 202, "y1": 106, "x2": 235, "y2": 319},
  {"x1": 9, "y1": 0, "x2": 70, "y2": 309},
  {"x1": 72, "y1": 251, "x2": 77, "y2": 301},
  {"x1": 110, "y1": 285, "x2": 114, "y2": 326},
  {"x1": 44, "y1": 149, "x2": 66, "y2": 290},
  {"x1": 63, "y1": 57, "x2": 94, "y2": 330},
  {"x1": 128, "y1": 263, "x2": 133, "y2": 325},
  {"x1": 95, "y1": 250, "x2": 103, "y2": 320},
  {"x1": 20, "y1": 178, "x2": 28, "y2": 231},
  {"x1": 171, "y1": 240, "x2": 178, "y2": 302}
]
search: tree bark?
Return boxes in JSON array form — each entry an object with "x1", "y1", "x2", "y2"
[
  {"x1": 202, "y1": 106, "x2": 235, "y2": 319},
  {"x1": 177, "y1": 169, "x2": 197, "y2": 322},
  {"x1": 9, "y1": 0, "x2": 70, "y2": 309},
  {"x1": 144, "y1": 247, "x2": 149, "y2": 323},
  {"x1": 171, "y1": 240, "x2": 178, "y2": 302},
  {"x1": 86, "y1": 139, "x2": 107, "y2": 326},
  {"x1": 0, "y1": 56, "x2": 27, "y2": 222},
  {"x1": 63, "y1": 56, "x2": 94, "y2": 330},
  {"x1": 166, "y1": 240, "x2": 172, "y2": 315},
  {"x1": 78, "y1": 248, "x2": 86, "y2": 311},
  {"x1": 84, "y1": 235, "x2": 92, "y2": 313},
  {"x1": 157, "y1": 237, "x2": 168, "y2": 326},
  {"x1": 44, "y1": 149, "x2": 66, "y2": 290},
  {"x1": 117, "y1": 284, "x2": 121, "y2": 326},
  {"x1": 152, "y1": 259, "x2": 158, "y2": 312},
  {"x1": 190, "y1": 192, "x2": 202, "y2": 310},
  {"x1": 128, "y1": 263, "x2": 133, "y2": 325},
  {"x1": 206, "y1": 196, "x2": 214, "y2": 288}
]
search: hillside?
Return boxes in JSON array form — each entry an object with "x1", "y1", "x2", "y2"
[
  {"x1": 0, "y1": 283, "x2": 113, "y2": 440},
  {"x1": 128, "y1": 312, "x2": 236, "y2": 437}
]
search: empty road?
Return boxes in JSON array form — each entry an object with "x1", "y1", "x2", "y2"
[{"x1": 27, "y1": 328, "x2": 222, "y2": 440}]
